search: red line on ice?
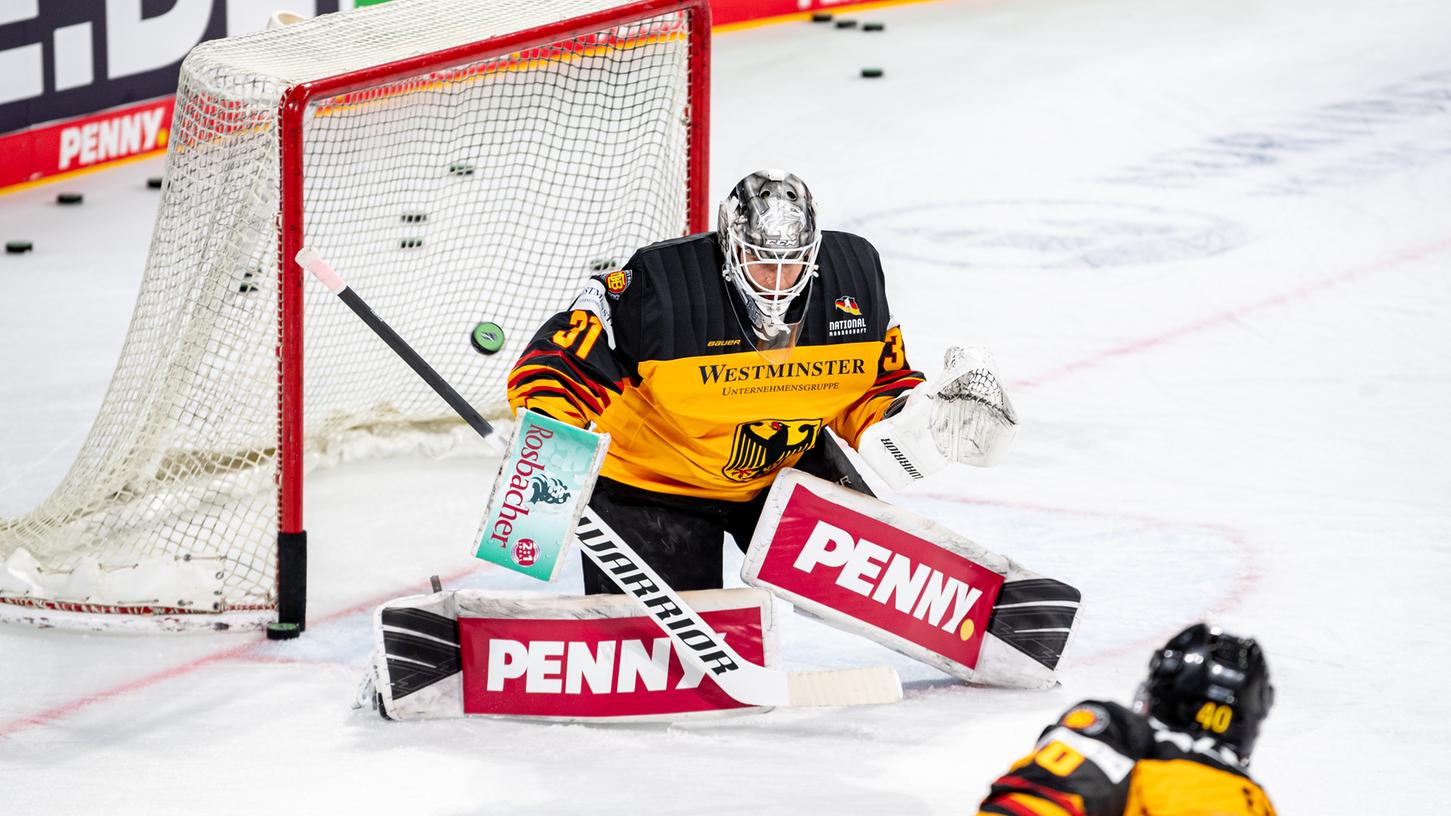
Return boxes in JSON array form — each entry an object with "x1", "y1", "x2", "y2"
[
  {"x1": 0, "y1": 562, "x2": 487, "y2": 737},
  {"x1": 1010, "y1": 236, "x2": 1451, "y2": 391},
  {"x1": 6, "y1": 237, "x2": 1447, "y2": 735}
]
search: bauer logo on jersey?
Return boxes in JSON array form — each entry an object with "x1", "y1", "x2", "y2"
[
  {"x1": 603, "y1": 268, "x2": 632, "y2": 298},
  {"x1": 834, "y1": 296, "x2": 862, "y2": 316},
  {"x1": 723, "y1": 419, "x2": 822, "y2": 482}
]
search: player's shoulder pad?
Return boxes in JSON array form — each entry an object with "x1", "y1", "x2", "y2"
[
  {"x1": 821, "y1": 229, "x2": 881, "y2": 253},
  {"x1": 627, "y1": 231, "x2": 718, "y2": 277},
  {"x1": 820, "y1": 230, "x2": 884, "y2": 268},
  {"x1": 619, "y1": 231, "x2": 723, "y2": 307},
  {"x1": 1032, "y1": 700, "x2": 1151, "y2": 785},
  {"x1": 818, "y1": 230, "x2": 887, "y2": 297},
  {"x1": 1048, "y1": 700, "x2": 1154, "y2": 755}
]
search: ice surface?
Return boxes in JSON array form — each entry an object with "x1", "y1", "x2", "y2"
[{"x1": 2, "y1": 0, "x2": 1450, "y2": 812}]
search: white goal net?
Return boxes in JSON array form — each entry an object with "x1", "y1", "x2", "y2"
[{"x1": 0, "y1": 0, "x2": 708, "y2": 630}]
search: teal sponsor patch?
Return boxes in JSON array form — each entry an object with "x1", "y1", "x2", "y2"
[{"x1": 473, "y1": 411, "x2": 609, "y2": 581}]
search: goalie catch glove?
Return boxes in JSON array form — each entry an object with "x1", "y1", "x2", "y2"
[{"x1": 856, "y1": 346, "x2": 1018, "y2": 490}]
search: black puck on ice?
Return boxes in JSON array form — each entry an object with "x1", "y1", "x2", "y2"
[
  {"x1": 589, "y1": 257, "x2": 617, "y2": 272},
  {"x1": 399, "y1": 238, "x2": 423, "y2": 249},
  {"x1": 861, "y1": 67, "x2": 885, "y2": 78},
  {"x1": 265, "y1": 621, "x2": 301, "y2": 640},
  {"x1": 863, "y1": 22, "x2": 886, "y2": 31},
  {"x1": 147, "y1": 176, "x2": 163, "y2": 189},
  {"x1": 6, "y1": 240, "x2": 34, "y2": 254},
  {"x1": 448, "y1": 161, "x2": 475, "y2": 176},
  {"x1": 811, "y1": 12, "x2": 832, "y2": 22},
  {"x1": 401, "y1": 212, "x2": 427, "y2": 223},
  {"x1": 835, "y1": 19, "x2": 858, "y2": 28},
  {"x1": 57, "y1": 192, "x2": 83, "y2": 205},
  {"x1": 470, "y1": 321, "x2": 506, "y2": 355}
]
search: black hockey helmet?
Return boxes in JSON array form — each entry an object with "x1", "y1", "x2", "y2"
[{"x1": 1134, "y1": 623, "x2": 1274, "y2": 762}]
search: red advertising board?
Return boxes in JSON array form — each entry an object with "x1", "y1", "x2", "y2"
[
  {"x1": 711, "y1": 0, "x2": 920, "y2": 27},
  {"x1": 753, "y1": 484, "x2": 1003, "y2": 670},
  {"x1": 459, "y1": 607, "x2": 766, "y2": 718},
  {"x1": 0, "y1": 0, "x2": 928, "y2": 193},
  {"x1": 0, "y1": 98, "x2": 174, "y2": 190}
]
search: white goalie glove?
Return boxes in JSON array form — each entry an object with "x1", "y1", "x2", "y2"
[{"x1": 856, "y1": 346, "x2": 1019, "y2": 490}]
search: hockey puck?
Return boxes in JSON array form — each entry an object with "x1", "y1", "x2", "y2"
[
  {"x1": 835, "y1": 19, "x2": 858, "y2": 28},
  {"x1": 470, "y1": 321, "x2": 505, "y2": 355},
  {"x1": 401, "y1": 212, "x2": 427, "y2": 223},
  {"x1": 448, "y1": 161, "x2": 475, "y2": 176},
  {"x1": 861, "y1": 67, "x2": 885, "y2": 78},
  {"x1": 589, "y1": 257, "x2": 617, "y2": 272},
  {"x1": 265, "y1": 621, "x2": 301, "y2": 640},
  {"x1": 811, "y1": 12, "x2": 832, "y2": 22},
  {"x1": 57, "y1": 192, "x2": 83, "y2": 205},
  {"x1": 863, "y1": 22, "x2": 885, "y2": 31},
  {"x1": 147, "y1": 176, "x2": 163, "y2": 189},
  {"x1": 399, "y1": 237, "x2": 423, "y2": 249},
  {"x1": 6, "y1": 240, "x2": 34, "y2": 254}
]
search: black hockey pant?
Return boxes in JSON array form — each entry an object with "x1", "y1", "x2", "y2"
[{"x1": 581, "y1": 435, "x2": 874, "y2": 595}]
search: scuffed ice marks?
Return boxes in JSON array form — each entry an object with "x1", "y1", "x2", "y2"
[
  {"x1": 846, "y1": 200, "x2": 1245, "y2": 270},
  {"x1": 1096, "y1": 69, "x2": 1451, "y2": 196}
]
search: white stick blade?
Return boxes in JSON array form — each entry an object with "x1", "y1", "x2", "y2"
[{"x1": 786, "y1": 666, "x2": 903, "y2": 707}]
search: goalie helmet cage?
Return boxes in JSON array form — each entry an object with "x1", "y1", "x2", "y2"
[{"x1": 0, "y1": 0, "x2": 711, "y2": 633}]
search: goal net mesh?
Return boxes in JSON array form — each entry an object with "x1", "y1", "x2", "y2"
[{"x1": 0, "y1": 0, "x2": 697, "y2": 626}]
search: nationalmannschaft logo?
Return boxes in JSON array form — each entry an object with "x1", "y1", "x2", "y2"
[
  {"x1": 834, "y1": 295, "x2": 862, "y2": 316},
  {"x1": 722, "y1": 419, "x2": 822, "y2": 482}
]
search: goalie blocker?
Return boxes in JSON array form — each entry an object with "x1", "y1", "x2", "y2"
[{"x1": 742, "y1": 470, "x2": 1081, "y2": 688}]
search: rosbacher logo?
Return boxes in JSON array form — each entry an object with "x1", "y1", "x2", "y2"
[
  {"x1": 698, "y1": 358, "x2": 866, "y2": 384},
  {"x1": 486, "y1": 423, "x2": 554, "y2": 551}
]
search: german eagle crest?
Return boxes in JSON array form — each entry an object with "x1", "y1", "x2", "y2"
[{"x1": 723, "y1": 419, "x2": 822, "y2": 482}]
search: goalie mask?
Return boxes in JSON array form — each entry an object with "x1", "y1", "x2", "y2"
[{"x1": 718, "y1": 170, "x2": 822, "y2": 351}]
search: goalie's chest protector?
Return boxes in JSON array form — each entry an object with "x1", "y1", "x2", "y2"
[{"x1": 601, "y1": 231, "x2": 894, "y2": 498}]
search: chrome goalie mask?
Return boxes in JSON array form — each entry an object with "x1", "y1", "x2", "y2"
[{"x1": 718, "y1": 170, "x2": 822, "y2": 346}]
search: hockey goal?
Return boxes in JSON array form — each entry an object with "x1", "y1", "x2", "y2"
[{"x1": 0, "y1": 0, "x2": 710, "y2": 632}]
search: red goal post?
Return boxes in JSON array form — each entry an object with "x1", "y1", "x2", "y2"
[
  {"x1": 0, "y1": 0, "x2": 711, "y2": 632},
  {"x1": 274, "y1": 0, "x2": 712, "y2": 634}
]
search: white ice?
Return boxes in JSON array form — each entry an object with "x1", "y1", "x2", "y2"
[{"x1": 3, "y1": 0, "x2": 1450, "y2": 812}]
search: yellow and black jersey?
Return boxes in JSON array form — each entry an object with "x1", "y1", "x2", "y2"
[
  {"x1": 977, "y1": 701, "x2": 1276, "y2": 816},
  {"x1": 507, "y1": 230, "x2": 925, "y2": 501}
]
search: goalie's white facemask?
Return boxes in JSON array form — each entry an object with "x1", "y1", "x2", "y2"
[{"x1": 718, "y1": 170, "x2": 821, "y2": 355}]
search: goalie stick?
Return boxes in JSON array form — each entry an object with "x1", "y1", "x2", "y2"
[{"x1": 297, "y1": 248, "x2": 901, "y2": 708}]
